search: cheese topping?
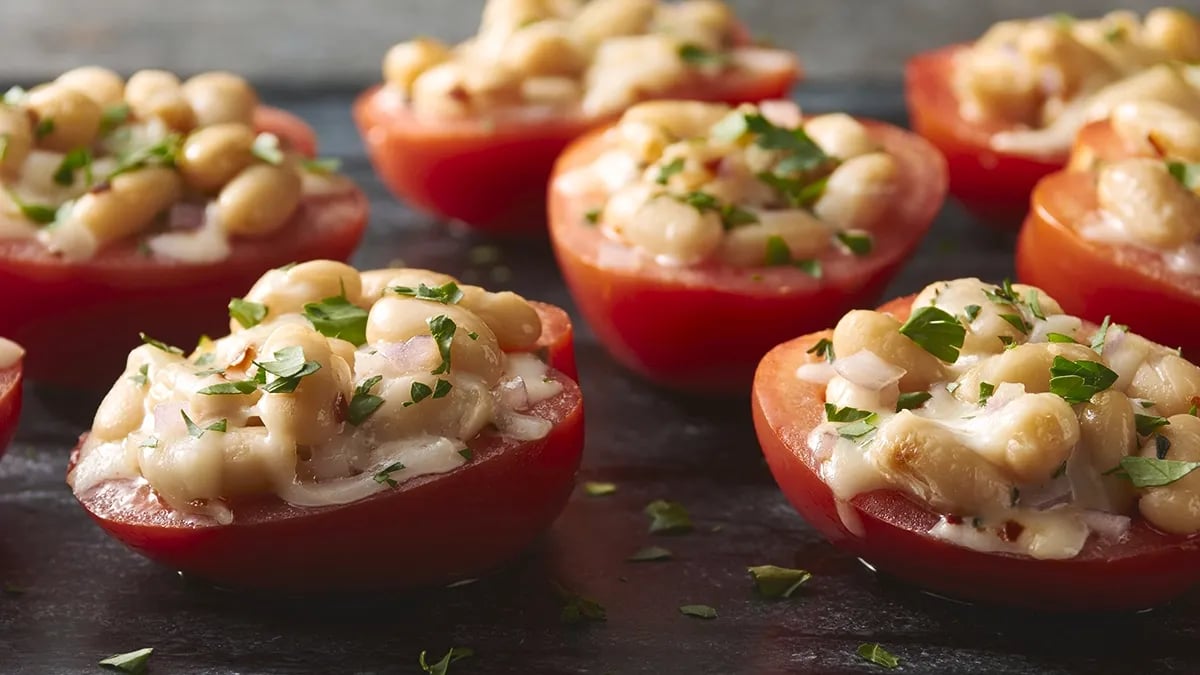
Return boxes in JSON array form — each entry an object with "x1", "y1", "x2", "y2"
[
  {"x1": 66, "y1": 261, "x2": 562, "y2": 524},
  {"x1": 805, "y1": 278, "x2": 1200, "y2": 560},
  {"x1": 953, "y1": 8, "x2": 1200, "y2": 157},
  {"x1": 381, "y1": 0, "x2": 796, "y2": 120},
  {"x1": 0, "y1": 337, "x2": 23, "y2": 369},
  {"x1": 554, "y1": 100, "x2": 896, "y2": 268},
  {"x1": 0, "y1": 67, "x2": 348, "y2": 262}
]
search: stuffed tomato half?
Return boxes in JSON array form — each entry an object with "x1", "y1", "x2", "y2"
[
  {"x1": 906, "y1": 7, "x2": 1200, "y2": 226},
  {"x1": 1018, "y1": 100, "x2": 1200, "y2": 357},
  {"x1": 754, "y1": 277, "x2": 1200, "y2": 611},
  {"x1": 548, "y1": 99, "x2": 946, "y2": 393},
  {"x1": 67, "y1": 260, "x2": 583, "y2": 591},
  {"x1": 354, "y1": 0, "x2": 798, "y2": 233},
  {"x1": 0, "y1": 67, "x2": 368, "y2": 387},
  {"x1": 0, "y1": 338, "x2": 24, "y2": 458}
]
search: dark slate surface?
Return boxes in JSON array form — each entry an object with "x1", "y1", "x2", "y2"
[{"x1": 2, "y1": 84, "x2": 1197, "y2": 675}]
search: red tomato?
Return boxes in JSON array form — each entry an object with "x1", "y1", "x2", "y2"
[
  {"x1": 0, "y1": 356, "x2": 23, "y2": 458},
  {"x1": 353, "y1": 49, "x2": 799, "y2": 233},
  {"x1": 1016, "y1": 167, "x2": 1200, "y2": 356},
  {"x1": 906, "y1": 44, "x2": 1063, "y2": 228},
  {"x1": 69, "y1": 315, "x2": 585, "y2": 591},
  {"x1": 0, "y1": 107, "x2": 369, "y2": 388},
  {"x1": 530, "y1": 300, "x2": 577, "y2": 381},
  {"x1": 754, "y1": 295, "x2": 1200, "y2": 611},
  {"x1": 547, "y1": 118, "x2": 947, "y2": 394}
]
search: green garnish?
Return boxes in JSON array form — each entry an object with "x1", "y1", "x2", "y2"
[
  {"x1": 228, "y1": 297, "x2": 268, "y2": 329},
  {"x1": 139, "y1": 332, "x2": 183, "y2": 355},
  {"x1": 128, "y1": 364, "x2": 149, "y2": 386},
  {"x1": 824, "y1": 403, "x2": 874, "y2": 423},
  {"x1": 895, "y1": 391, "x2": 932, "y2": 411},
  {"x1": 825, "y1": 403, "x2": 878, "y2": 439},
  {"x1": 418, "y1": 647, "x2": 474, "y2": 675},
  {"x1": 806, "y1": 338, "x2": 835, "y2": 362},
  {"x1": 373, "y1": 461, "x2": 406, "y2": 487},
  {"x1": 196, "y1": 380, "x2": 257, "y2": 395},
  {"x1": 1105, "y1": 455, "x2": 1200, "y2": 488},
  {"x1": 0, "y1": 133, "x2": 8, "y2": 162},
  {"x1": 673, "y1": 190, "x2": 759, "y2": 229},
  {"x1": 53, "y1": 147, "x2": 93, "y2": 187},
  {"x1": 405, "y1": 381, "x2": 434, "y2": 406},
  {"x1": 835, "y1": 230, "x2": 873, "y2": 256},
  {"x1": 1167, "y1": 161, "x2": 1200, "y2": 190},
  {"x1": 644, "y1": 499, "x2": 693, "y2": 534},
  {"x1": 747, "y1": 565, "x2": 812, "y2": 599},
  {"x1": 428, "y1": 315, "x2": 457, "y2": 375},
  {"x1": 678, "y1": 43, "x2": 729, "y2": 66},
  {"x1": 99, "y1": 103, "x2": 131, "y2": 135},
  {"x1": 554, "y1": 583, "x2": 607, "y2": 625},
  {"x1": 963, "y1": 304, "x2": 981, "y2": 322},
  {"x1": 744, "y1": 113, "x2": 830, "y2": 173},
  {"x1": 300, "y1": 157, "x2": 341, "y2": 174},
  {"x1": 1047, "y1": 333, "x2": 1077, "y2": 343},
  {"x1": 1135, "y1": 414, "x2": 1171, "y2": 437},
  {"x1": 898, "y1": 306, "x2": 965, "y2": 363},
  {"x1": 389, "y1": 281, "x2": 464, "y2": 305},
  {"x1": 34, "y1": 117, "x2": 54, "y2": 139},
  {"x1": 1048, "y1": 356, "x2": 1118, "y2": 404},
  {"x1": 181, "y1": 410, "x2": 226, "y2": 439},
  {"x1": 627, "y1": 546, "x2": 672, "y2": 562},
  {"x1": 583, "y1": 481, "x2": 617, "y2": 497},
  {"x1": 5, "y1": 189, "x2": 58, "y2": 224},
  {"x1": 254, "y1": 345, "x2": 322, "y2": 394},
  {"x1": 98, "y1": 647, "x2": 154, "y2": 674},
  {"x1": 304, "y1": 294, "x2": 368, "y2": 346},
  {"x1": 1090, "y1": 315, "x2": 1114, "y2": 355},
  {"x1": 757, "y1": 173, "x2": 828, "y2": 208},
  {"x1": 978, "y1": 382, "x2": 995, "y2": 405},
  {"x1": 584, "y1": 207, "x2": 601, "y2": 224},
  {"x1": 250, "y1": 132, "x2": 284, "y2": 165},
  {"x1": 109, "y1": 134, "x2": 183, "y2": 178},
  {"x1": 857, "y1": 643, "x2": 900, "y2": 669},
  {"x1": 1027, "y1": 290, "x2": 1047, "y2": 320},
  {"x1": 679, "y1": 604, "x2": 717, "y2": 620},
  {"x1": 763, "y1": 235, "x2": 821, "y2": 276},
  {"x1": 998, "y1": 313, "x2": 1031, "y2": 334},
  {"x1": 348, "y1": 375, "x2": 385, "y2": 425},
  {"x1": 656, "y1": 157, "x2": 685, "y2": 184}
]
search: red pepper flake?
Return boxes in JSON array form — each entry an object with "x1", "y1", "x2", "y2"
[{"x1": 999, "y1": 520, "x2": 1025, "y2": 543}]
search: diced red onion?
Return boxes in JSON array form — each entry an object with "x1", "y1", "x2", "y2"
[
  {"x1": 833, "y1": 350, "x2": 905, "y2": 391},
  {"x1": 1024, "y1": 475, "x2": 1072, "y2": 509},
  {"x1": 495, "y1": 377, "x2": 530, "y2": 411},
  {"x1": 167, "y1": 202, "x2": 206, "y2": 231},
  {"x1": 1079, "y1": 510, "x2": 1131, "y2": 540},
  {"x1": 795, "y1": 361, "x2": 835, "y2": 385},
  {"x1": 152, "y1": 403, "x2": 185, "y2": 437},
  {"x1": 380, "y1": 336, "x2": 438, "y2": 373},
  {"x1": 807, "y1": 426, "x2": 839, "y2": 463},
  {"x1": 984, "y1": 382, "x2": 1026, "y2": 412},
  {"x1": 494, "y1": 411, "x2": 552, "y2": 441}
]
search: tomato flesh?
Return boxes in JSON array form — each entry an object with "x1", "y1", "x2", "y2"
[
  {"x1": 0, "y1": 359, "x2": 22, "y2": 459},
  {"x1": 353, "y1": 50, "x2": 799, "y2": 233},
  {"x1": 1017, "y1": 170, "x2": 1200, "y2": 357},
  {"x1": 905, "y1": 45, "x2": 1063, "y2": 228},
  {"x1": 753, "y1": 295, "x2": 1200, "y2": 611},
  {"x1": 548, "y1": 118, "x2": 946, "y2": 393},
  {"x1": 530, "y1": 300, "x2": 577, "y2": 381},
  {"x1": 0, "y1": 107, "x2": 368, "y2": 388}
]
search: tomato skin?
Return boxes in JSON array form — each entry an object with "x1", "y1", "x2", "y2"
[
  {"x1": 1016, "y1": 170, "x2": 1200, "y2": 357},
  {"x1": 0, "y1": 107, "x2": 368, "y2": 389},
  {"x1": 905, "y1": 45, "x2": 1063, "y2": 228},
  {"x1": 548, "y1": 118, "x2": 946, "y2": 394},
  {"x1": 754, "y1": 295, "x2": 1200, "y2": 611},
  {"x1": 352, "y1": 51, "x2": 799, "y2": 233},
  {"x1": 530, "y1": 301, "x2": 577, "y2": 381},
  {"x1": 0, "y1": 359, "x2": 22, "y2": 459}
]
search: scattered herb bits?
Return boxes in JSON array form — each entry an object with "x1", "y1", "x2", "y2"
[
  {"x1": 418, "y1": 647, "x2": 474, "y2": 675},
  {"x1": 348, "y1": 375, "x2": 386, "y2": 425},
  {"x1": 1105, "y1": 456, "x2": 1200, "y2": 488},
  {"x1": 747, "y1": 565, "x2": 812, "y2": 599},
  {"x1": 98, "y1": 647, "x2": 153, "y2": 674},
  {"x1": 554, "y1": 583, "x2": 607, "y2": 625},
  {"x1": 644, "y1": 499, "x2": 693, "y2": 534},
  {"x1": 583, "y1": 481, "x2": 617, "y2": 497},
  {"x1": 679, "y1": 604, "x2": 718, "y2": 620},
  {"x1": 898, "y1": 306, "x2": 965, "y2": 363},
  {"x1": 627, "y1": 546, "x2": 673, "y2": 562},
  {"x1": 857, "y1": 643, "x2": 900, "y2": 669}
]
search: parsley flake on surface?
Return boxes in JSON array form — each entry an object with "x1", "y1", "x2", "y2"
[
  {"x1": 656, "y1": 157, "x2": 686, "y2": 184},
  {"x1": 583, "y1": 481, "x2": 617, "y2": 497},
  {"x1": 373, "y1": 461, "x2": 406, "y2": 487},
  {"x1": 0, "y1": 134, "x2": 7, "y2": 162},
  {"x1": 553, "y1": 583, "x2": 607, "y2": 625},
  {"x1": 806, "y1": 338, "x2": 835, "y2": 362},
  {"x1": 858, "y1": 643, "x2": 900, "y2": 669},
  {"x1": 406, "y1": 381, "x2": 434, "y2": 407},
  {"x1": 1135, "y1": 414, "x2": 1170, "y2": 437},
  {"x1": 628, "y1": 545, "x2": 673, "y2": 562},
  {"x1": 825, "y1": 403, "x2": 878, "y2": 439},
  {"x1": 1046, "y1": 332, "x2": 1077, "y2": 343},
  {"x1": 304, "y1": 295, "x2": 368, "y2": 346},
  {"x1": 763, "y1": 235, "x2": 822, "y2": 276},
  {"x1": 35, "y1": 117, "x2": 54, "y2": 139},
  {"x1": 678, "y1": 43, "x2": 730, "y2": 66},
  {"x1": 181, "y1": 410, "x2": 226, "y2": 439},
  {"x1": 53, "y1": 147, "x2": 92, "y2": 187},
  {"x1": 458, "y1": 448, "x2": 474, "y2": 461},
  {"x1": 300, "y1": 157, "x2": 341, "y2": 174},
  {"x1": 998, "y1": 313, "x2": 1031, "y2": 334},
  {"x1": 1090, "y1": 315, "x2": 1115, "y2": 355},
  {"x1": 99, "y1": 647, "x2": 153, "y2": 674},
  {"x1": 1049, "y1": 356, "x2": 1118, "y2": 403},
  {"x1": 348, "y1": 375, "x2": 385, "y2": 425},
  {"x1": 835, "y1": 230, "x2": 873, "y2": 256},
  {"x1": 1167, "y1": 161, "x2": 1200, "y2": 190},
  {"x1": 978, "y1": 382, "x2": 995, "y2": 405},
  {"x1": 898, "y1": 306, "x2": 965, "y2": 363},
  {"x1": 128, "y1": 364, "x2": 149, "y2": 386},
  {"x1": 747, "y1": 565, "x2": 812, "y2": 598},
  {"x1": 5, "y1": 189, "x2": 58, "y2": 224},
  {"x1": 584, "y1": 207, "x2": 601, "y2": 224},
  {"x1": 254, "y1": 345, "x2": 322, "y2": 394},
  {"x1": 250, "y1": 132, "x2": 284, "y2": 165},
  {"x1": 99, "y1": 103, "x2": 131, "y2": 135},
  {"x1": 428, "y1": 315, "x2": 458, "y2": 375},
  {"x1": 196, "y1": 380, "x2": 257, "y2": 396},
  {"x1": 389, "y1": 281, "x2": 464, "y2": 305},
  {"x1": 963, "y1": 304, "x2": 981, "y2": 322},
  {"x1": 895, "y1": 391, "x2": 932, "y2": 411},
  {"x1": 644, "y1": 499, "x2": 693, "y2": 534},
  {"x1": 139, "y1": 332, "x2": 183, "y2": 355},
  {"x1": 1106, "y1": 455, "x2": 1200, "y2": 487},
  {"x1": 679, "y1": 604, "x2": 718, "y2": 619},
  {"x1": 418, "y1": 647, "x2": 474, "y2": 675},
  {"x1": 228, "y1": 297, "x2": 268, "y2": 328}
]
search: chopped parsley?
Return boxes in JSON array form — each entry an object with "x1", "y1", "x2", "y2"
[
  {"x1": 99, "y1": 103, "x2": 131, "y2": 135},
  {"x1": 656, "y1": 157, "x2": 686, "y2": 184},
  {"x1": 857, "y1": 643, "x2": 900, "y2": 669},
  {"x1": 303, "y1": 294, "x2": 368, "y2": 346},
  {"x1": 389, "y1": 281, "x2": 464, "y2": 305},
  {"x1": 53, "y1": 147, "x2": 92, "y2": 187},
  {"x1": 98, "y1": 647, "x2": 154, "y2": 674},
  {"x1": 825, "y1": 403, "x2": 878, "y2": 439},
  {"x1": 196, "y1": 380, "x2": 257, "y2": 395},
  {"x1": 1027, "y1": 290, "x2": 1047, "y2": 320},
  {"x1": 1106, "y1": 455, "x2": 1200, "y2": 488},
  {"x1": 1047, "y1": 332, "x2": 1077, "y2": 343},
  {"x1": 1090, "y1": 315, "x2": 1114, "y2": 355},
  {"x1": 679, "y1": 604, "x2": 718, "y2": 619},
  {"x1": 428, "y1": 315, "x2": 457, "y2": 375},
  {"x1": 1048, "y1": 356, "x2": 1118, "y2": 404},
  {"x1": 745, "y1": 113, "x2": 831, "y2": 173},
  {"x1": 806, "y1": 338, "x2": 835, "y2": 362},
  {"x1": 300, "y1": 157, "x2": 341, "y2": 174},
  {"x1": 227, "y1": 297, "x2": 268, "y2": 329},
  {"x1": 757, "y1": 172, "x2": 828, "y2": 208},
  {"x1": 978, "y1": 382, "x2": 995, "y2": 405},
  {"x1": 584, "y1": 207, "x2": 601, "y2": 224},
  {"x1": 763, "y1": 235, "x2": 822, "y2": 276},
  {"x1": 1135, "y1": 414, "x2": 1170, "y2": 437},
  {"x1": 644, "y1": 499, "x2": 693, "y2": 534},
  {"x1": 898, "y1": 306, "x2": 965, "y2": 363},
  {"x1": 34, "y1": 117, "x2": 54, "y2": 139},
  {"x1": 139, "y1": 332, "x2": 184, "y2": 355},
  {"x1": 678, "y1": 43, "x2": 730, "y2": 66},
  {"x1": 418, "y1": 647, "x2": 473, "y2": 675},
  {"x1": 673, "y1": 190, "x2": 759, "y2": 229},
  {"x1": 1167, "y1": 161, "x2": 1200, "y2": 190},
  {"x1": 348, "y1": 375, "x2": 385, "y2": 425},
  {"x1": 554, "y1": 583, "x2": 607, "y2": 625},
  {"x1": 998, "y1": 313, "x2": 1031, "y2": 334},
  {"x1": 373, "y1": 461, "x2": 406, "y2": 487},
  {"x1": 835, "y1": 230, "x2": 873, "y2": 256},
  {"x1": 458, "y1": 447, "x2": 474, "y2": 461},
  {"x1": 254, "y1": 345, "x2": 322, "y2": 394},
  {"x1": 825, "y1": 403, "x2": 874, "y2": 423},
  {"x1": 963, "y1": 304, "x2": 981, "y2": 322},
  {"x1": 5, "y1": 189, "x2": 58, "y2": 224},
  {"x1": 627, "y1": 545, "x2": 672, "y2": 562},
  {"x1": 181, "y1": 410, "x2": 226, "y2": 439},
  {"x1": 0, "y1": 133, "x2": 7, "y2": 162},
  {"x1": 250, "y1": 132, "x2": 284, "y2": 165},
  {"x1": 895, "y1": 391, "x2": 932, "y2": 411},
  {"x1": 109, "y1": 134, "x2": 183, "y2": 178},
  {"x1": 128, "y1": 364, "x2": 149, "y2": 386},
  {"x1": 583, "y1": 481, "x2": 617, "y2": 497},
  {"x1": 747, "y1": 565, "x2": 812, "y2": 599}
]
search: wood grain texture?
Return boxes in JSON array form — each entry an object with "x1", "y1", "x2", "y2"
[{"x1": 0, "y1": 0, "x2": 1175, "y2": 84}]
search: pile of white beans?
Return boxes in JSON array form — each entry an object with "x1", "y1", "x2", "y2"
[
  {"x1": 565, "y1": 100, "x2": 897, "y2": 267},
  {"x1": 383, "y1": 0, "x2": 749, "y2": 118},
  {"x1": 72, "y1": 261, "x2": 553, "y2": 512},
  {"x1": 954, "y1": 8, "x2": 1200, "y2": 127},
  {"x1": 0, "y1": 67, "x2": 321, "y2": 259},
  {"x1": 823, "y1": 278, "x2": 1200, "y2": 537}
]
